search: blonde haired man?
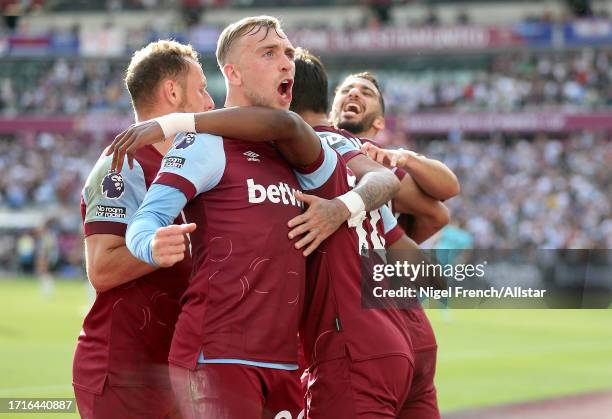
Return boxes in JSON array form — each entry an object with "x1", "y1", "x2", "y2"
[{"x1": 73, "y1": 40, "x2": 213, "y2": 418}]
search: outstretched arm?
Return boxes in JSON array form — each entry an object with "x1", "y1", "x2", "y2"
[
  {"x1": 361, "y1": 142, "x2": 460, "y2": 201},
  {"x1": 108, "y1": 108, "x2": 320, "y2": 172},
  {"x1": 346, "y1": 154, "x2": 401, "y2": 213}
]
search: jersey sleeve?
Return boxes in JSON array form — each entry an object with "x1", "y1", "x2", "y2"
[
  {"x1": 380, "y1": 204, "x2": 404, "y2": 247},
  {"x1": 293, "y1": 137, "x2": 339, "y2": 191},
  {"x1": 126, "y1": 184, "x2": 188, "y2": 266},
  {"x1": 154, "y1": 132, "x2": 225, "y2": 200},
  {"x1": 81, "y1": 154, "x2": 147, "y2": 237},
  {"x1": 315, "y1": 131, "x2": 362, "y2": 163}
]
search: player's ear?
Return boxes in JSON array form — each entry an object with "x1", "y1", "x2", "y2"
[
  {"x1": 373, "y1": 115, "x2": 385, "y2": 132},
  {"x1": 223, "y1": 63, "x2": 242, "y2": 87},
  {"x1": 161, "y1": 78, "x2": 181, "y2": 106}
]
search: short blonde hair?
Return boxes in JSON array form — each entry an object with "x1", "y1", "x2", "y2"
[
  {"x1": 216, "y1": 15, "x2": 283, "y2": 69},
  {"x1": 125, "y1": 40, "x2": 199, "y2": 112}
]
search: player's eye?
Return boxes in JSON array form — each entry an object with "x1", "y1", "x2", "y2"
[{"x1": 264, "y1": 50, "x2": 273, "y2": 57}]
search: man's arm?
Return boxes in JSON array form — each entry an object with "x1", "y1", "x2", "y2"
[
  {"x1": 108, "y1": 108, "x2": 321, "y2": 172},
  {"x1": 85, "y1": 235, "x2": 156, "y2": 292},
  {"x1": 361, "y1": 142, "x2": 460, "y2": 201},
  {"x1": 128, "y1": 131, "x2": 225, "y2": 265},
  {"x1": 397, "y1": 150, "x2": 459, "y2": 201},
  {"x1": 287, "y1": 143, "x2": 400, "y2": 256},
  {"x1": 126, "y1": 184, "x2": 193, "y2": 267},
  {"x1": 393, "y1": 174, "x2": 450, "y2": 244},
  {"x1": 82, "y1": 156, "x2": 161, "y2": 292},
  {"x1": 346, "y1": 154, "x2": 401, "y2": 213}
]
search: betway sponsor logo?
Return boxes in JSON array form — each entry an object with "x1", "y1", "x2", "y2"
[{"x1": 247, "y1": 178, "x2": 303, "y2": 208}]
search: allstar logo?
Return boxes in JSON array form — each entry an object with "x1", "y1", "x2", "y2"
[{"x1": 243, "y1": 151, "x2": 260, "y2": 162}]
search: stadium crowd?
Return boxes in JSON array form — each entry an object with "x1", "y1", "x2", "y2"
[
  {"x1": 382, "y1": 50, "x2": 612, "y2": 113},
  {"x1": 3, "y1": 50, "x2": 612, "y2": 117},
  {"x1": 0, "y1": 127, "x2": 608, "y2": 275},
  {"x1": 1, "y1": 47, "x2": 610, "y2": 274},
  {"x1": 419, "y1": 132, "x2": 611, "y2": 249}
]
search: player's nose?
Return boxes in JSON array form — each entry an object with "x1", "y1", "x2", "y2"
[
  {"x1": 279, "y1": 53, "x2": 294, "y2": 73},
  {"x1": 348, "y1": 87, "x2": 361, "y2": 98},
  {"x1": 204, "y1": 92, "x2": 215, "y2": 111}
]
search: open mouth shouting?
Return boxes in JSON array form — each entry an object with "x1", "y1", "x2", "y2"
[
  {"x1": 341, "y1": 100, "x2": 364, "y2": 120},
  {"x1": 278, "y1": 78, "x2": 293, "y2": 103}
]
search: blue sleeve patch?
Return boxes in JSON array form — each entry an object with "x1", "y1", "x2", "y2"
[
  {"x1": 316, "y1": 131, "x2": 362, "y2": 156},
  {"x1": 159, "y1": 132, "x2": 226, "y2": 196},
  {"x1": 82, "y1": 155, "x2": 146, "y2": 225}
]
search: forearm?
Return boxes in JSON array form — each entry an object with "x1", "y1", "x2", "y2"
[
  {"x1": 127, "y1": 217, "x2": 163, "y2": 266},
  {"x1": 407, "y1": 216, "x2": 445, "y2": 244},
  {"x1": 392, "y1": 175, "x2": 450, "y2": 243},
  {"x1": 353, "y1": 170, "x2": 400, "y2": 212},
  {"x1": 193, "y1": 108, "x2": 320, "y2": 167},
  {"x1": 126, "y1": 185, "x2": 187, "y2": 265},
  {"x1": 86, "y1": 243, "x2": 155, "y2": 292},
  {"x1": 400, "y1": 152, "x2": 459, "y2": 201},
  {"x1": 194, "y1": 107, "x2": 293, "y2": 142}
]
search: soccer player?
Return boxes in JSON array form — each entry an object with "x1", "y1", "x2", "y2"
[
  {"x1": 73, "y1": 40, "x2": 214, "y2": 418},
  {"x1": 331, "y1": 72, "x2": 459, "y2": 243},
  {"x1": 283, "y1": 50, "x2": 420, "y2": 418},
  {"x1": 34, "y1": 220, "x2": 57, "y2": 298},
  {"x1": 331, "y1": 70, "x2": 452, "y2": 418},
  {"x1": 114, "y1": 16, "x2": 400, "y2": 419}
]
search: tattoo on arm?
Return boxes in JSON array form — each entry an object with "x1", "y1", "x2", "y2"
[{"x1": 353, "y1": 172, "x2": 400, "y2": 212}]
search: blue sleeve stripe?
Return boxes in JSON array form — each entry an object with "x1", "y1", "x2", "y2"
[
  {"x1": 197, "y1": 352, "x2": 298, "y2": 370},
  {"x1": 380, "y1": 204, "x2": 398, "y2": 234}
]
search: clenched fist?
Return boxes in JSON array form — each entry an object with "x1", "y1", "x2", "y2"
[{"x1": 152, "y1": 223, "x2": 197, "y2": 267}]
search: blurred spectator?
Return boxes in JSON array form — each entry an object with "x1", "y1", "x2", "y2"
[
  {"x1": 35, "y1": 220, "x2": 58, "y2": 297},
  {"x1": 456, "y1": 9, "x2": 470, "y2": 25},
  {"x1": 17, "y1": 231, "x2": 35, "y2": 273},
  {"x1": 379, "y1": 50, "x2": 612, "y2": 114},
  {"x1": 424, "y1": 7, "x2": 439, "y2": 26}
]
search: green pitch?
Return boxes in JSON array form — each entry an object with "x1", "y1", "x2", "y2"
[{"x1": 0, "y1": 278, "x2": 611, "y2": 418}]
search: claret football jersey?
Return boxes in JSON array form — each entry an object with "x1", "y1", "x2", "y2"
[
  {"x1": 75, "y1": 145, "x2": 191, "y2": 394},
  {"x1": 128, "y1": 133, "x2": 312, "y2": 369},
  {"x1": 295, "y1": 127, "x2": 414, "y2": 367},
  {"x1": 338, "y1": 133, "x2": 437, "y2": 353}
]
